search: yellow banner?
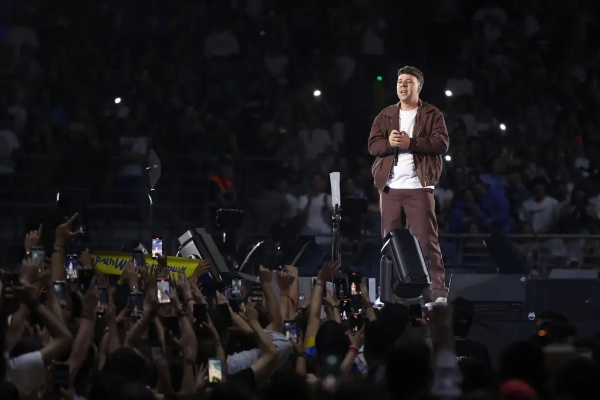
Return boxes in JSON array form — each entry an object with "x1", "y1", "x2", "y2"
[{"x1": 91, "y1": 251, "x2": 200, "y2": 278}]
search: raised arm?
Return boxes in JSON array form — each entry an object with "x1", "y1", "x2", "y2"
[
  {"x1": 305, "y1": 262, "x2": 341, "y2": 341},
  {"x1": 240, "y1": 301, "x2": 278, "y2": 382},
  {"x1": 67, "y1": 282, "x2": 98, "y2": 381},
  {"x1": 259, "y1": 267, "x2": 283, "y2": 332}
]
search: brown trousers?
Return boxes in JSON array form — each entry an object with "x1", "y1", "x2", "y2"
[{"x1": 380, "y1": 187, "x2": 447, "y2": 296}]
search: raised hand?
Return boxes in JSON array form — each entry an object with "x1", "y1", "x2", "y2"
[
  {"x1": 80, "y1": 249, "x2": 94, "y2": 269},
  {"x1": 155, "y1": 251, "x2": 169, "y2": 279},
  {"x1": 258, "y1": 266, "x2": 272, "y2": 284},
  {"x1": 317, "y1": 261, "x2": 341, "y2": 281},
  {"x1": 55, "y1": 213, "x2": 81, "y2": 248},
  {"x1": 191, "y1": 259, "x2": 211, "y2": 282},
  {"x1": 276, "y1": 270, "x2": 295, "y2": 291},
  {"x1": 239, "y1": 300, "x2": 259, "y2": 322},
  {"x1": 24, "y1": 223, "x2": 42, "y2": 252}
]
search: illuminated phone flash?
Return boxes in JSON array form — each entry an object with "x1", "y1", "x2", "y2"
[
  {"x1": 499, "y1": 123, "x2": 506, "y2": 131},
  {"x1": 444, "y1": 90, "x2": 453, "y2": 97},
  {"x1": 313, "y1": 90, "x2": 322, "y2": 97},
  {"x1": 114, "y1": 97, "x2": 122, "y2": 104},
  {"x1": 445, "y1": 155, "x2": 452, "y2": 161}
]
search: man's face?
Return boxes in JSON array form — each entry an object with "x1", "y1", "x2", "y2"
[{"x1": 397, "y1": 74, "x2": 422, "y2": 103}]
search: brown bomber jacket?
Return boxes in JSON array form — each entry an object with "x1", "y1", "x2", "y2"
[{"x1": 368, "y1": 100, "x2": 449, "y2": 191}]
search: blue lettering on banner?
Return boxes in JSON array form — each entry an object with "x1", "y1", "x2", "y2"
[{"x1": 94, "y1": 255, "x2": 187, "y2": 275}]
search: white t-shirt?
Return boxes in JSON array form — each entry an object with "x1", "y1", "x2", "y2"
[
  {"x1": 5, "y1": 351, "x2": 46, "y2": 395},
  {"x1": 297, "y1": 193, "x2": 333, "y2": 244},
  {"x1": 519, "y1": 196, "x2": 560, "y2": 232},
  {"x1": 299, "y1": 128, "x2": 333, "y2": 161},
  {"x1": 227, "y1": 330, "x2": 292, "y2": 377},
  {"x1": 387, "y1": 109, "x2": 433, "y2": 189}
]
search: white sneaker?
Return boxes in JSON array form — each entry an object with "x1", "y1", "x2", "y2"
[
  {"x1": 434, "y1": 297, "x2": 447, "y2": 306},
  {"x1": 424, "y1": 297, "x2": 447, "y2": 310}
]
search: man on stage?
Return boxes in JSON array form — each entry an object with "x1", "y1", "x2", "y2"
[{"x1": 368, "y1": 66, "x2": 449, "y2": 303}]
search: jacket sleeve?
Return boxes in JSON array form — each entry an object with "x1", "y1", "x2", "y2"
[
  {"x1": 408, "y1": 109, "x2": 449, "y2": 155},
  {"x1": 368, "y1": 113, "x2": 395, "y2": 157}
]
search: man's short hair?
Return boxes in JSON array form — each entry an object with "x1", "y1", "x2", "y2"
[{"x1": 397, "y1": 66, "x2": 424, "y2": 86}]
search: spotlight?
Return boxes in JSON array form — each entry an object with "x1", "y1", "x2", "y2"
[
  {"x1": 114, "y1": 97, "x2": 121, "y2": 104},
  {"x1": 499, "y1": 123, "x2": 506, "y2": 131},
  {"x1": 444, "y1": 90, "x2": 453, "y2": 97},
  {"x1": 445, "y1": 155, "x2": 452, "y2": 161},
  {"x1": 313, "y1": 90, "x2": 321, "y2": 97}
]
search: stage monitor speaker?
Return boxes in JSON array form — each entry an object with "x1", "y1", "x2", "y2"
[
  {"x1": 526, "y1": 279, "x2": 600, "y2": 324},
  {"x1": 448, "y1": 274, "x2": 528, "y2": 322},
  {"x1": 548, "y1": 269, "x2": 600, "y2": 280},
  {"x1": 177, "y1": 228, "x2": 230, "y2": 283},
  {"x1": 381, "y1": 229, "x2": 431, "y2": 300}
]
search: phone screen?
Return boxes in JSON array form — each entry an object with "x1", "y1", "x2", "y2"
[
  {"x1": 79, "y1": 269, "x2": 94, "y2": 294},
  {"x1": 152, "y1": 238, "x2": 163, "y2": 259},
  {"x1": 208, "y1": 358, "x2": 223, "y2": 383},
  {"x1": 54, "y1": 281, "x2": 68, "y2": 306},
  {"x1": 231, "y1": 278, "x2": 242, "y2": 298},
  {"x1": 128, "y1": 293, "x2": 144, "y2": 319},
  {"x1": 98, "y1": 287, "x2": 109, "y2": 311},
  {"x1": 157, "y1": 279, "x2": 170, "y2": 304},
  {"x1": 133, "y1": 251, "x2": 145, "y2": 267},
  {"x1": 340, "y1": 299, "x2": 352, "y2": 321},
  {"x1": 335, "y1": 278, "x2": 348, "y2": 299},
  {"x1": 65, "y1": 255, "x2": 79, "y2": 280},
  {"x1": 284, "y1": 320, "x2": 298, "y2": 343},
  {"x1": 53, "y1": 361, "x2": 70, "y2": 388},
  {"x1": 349, "y1": 273, "x2": 361, "y2": 296},
  {"x1": 31, "y1": 247, "x2": 45, "y2": 266},
  {"x1": 250, "y1": 284, "x2": 263, "y2": 305},
  {"x1": 350, "y1": 313, "x2": 363, "y2": 332},
  {"x1": 194, "y1": 303, "x2": 208, "y2": 324},
  {"x1": 151, "y1": 346, "x2": 163, "y2": 362}
]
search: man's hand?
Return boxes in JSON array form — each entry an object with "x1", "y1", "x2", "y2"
[
  {"x1": 55, "y1": 213, "x2": 81, "y2": 248},
  {"x1": 24, "y1": 223, "x2": 42, "y2": 252},
  {"x1": 259, "y1": 266, "x2": 272, "y2": 284},
  {"x1": 389, "y1": 130, "x2": 410, "y2": 148},
  {"x1": 80, "y1": 249, "x2": 94, "y2": 269}
]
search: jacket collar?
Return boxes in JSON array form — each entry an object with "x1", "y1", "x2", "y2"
[{"x1": 382, "y1": 99, "x2": 436, "y2": 117}]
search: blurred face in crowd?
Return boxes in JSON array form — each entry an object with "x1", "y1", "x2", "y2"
[{"x1": 397, "y1": 74, "x2": 422, "y2": 104}]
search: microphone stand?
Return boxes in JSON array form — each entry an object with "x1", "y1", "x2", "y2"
[
  {"x1": 331, "y1": 203, "x2": 342, "y2": 263},
  {"x1": 394, "y1": 146, "x2": 399, "y2": 166}
]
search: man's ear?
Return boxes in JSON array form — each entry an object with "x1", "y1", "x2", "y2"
[{"x1": 417, "y1": 83, "x2": 423, "y2": 93}]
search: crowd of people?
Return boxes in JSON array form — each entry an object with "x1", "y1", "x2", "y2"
[
  {"x1": 2, "y1": 1, "x2": 600, "y2": 398},
  {"x1": 0, "y1": 214, "x2": 598, "y2": 400}
]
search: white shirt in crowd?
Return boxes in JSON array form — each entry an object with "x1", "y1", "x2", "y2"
[
  {"x1": 0, "y1": 128, "x2": 20, "y2": 174},
  {"x1": 5, "y1": 351, "x2": 46, "y2": 395},
  {"x1": 227, "y1": 330, "x2": 292, "y2": 377},
  {"x1": 387, "y1": 108, "x2": 433, "y2": 189},
  {"x1": 119, "y1": 136, "x2": 148, "y2": 176},
  {"x1": 445, "y1": 77, "x2": 474, "y2": 97},
  {"x1": 519, "y1": 196, "x2": 560, "y2": 233},
  {"x1": 297, "y1": 193, "x2": 333, "y2": 244},
  {"x1": 299, "y1": 128, "x2": 333, "y2": 161},
  {"x1": 203, "y1": 29, "x2": 240, "y2": 58}
]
